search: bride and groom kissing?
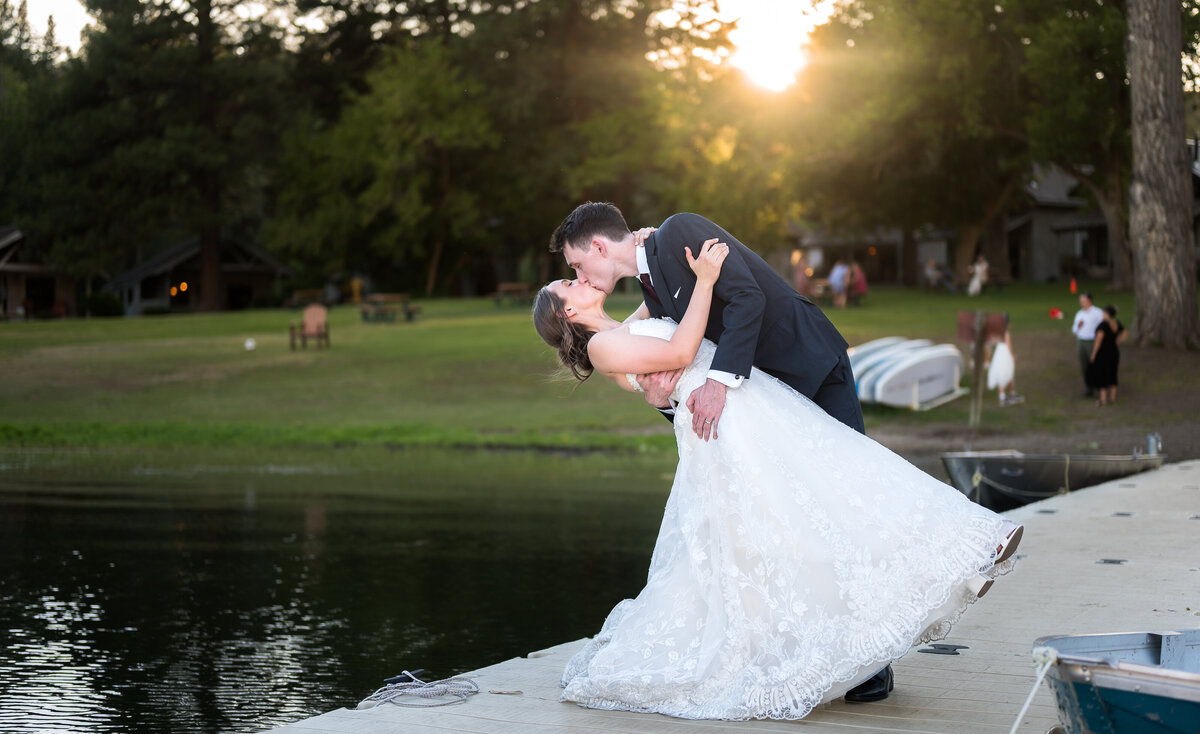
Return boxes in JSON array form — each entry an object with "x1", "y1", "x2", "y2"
[{"x1": 533, "y1": 202, "x2": 1023, "y2": 721}]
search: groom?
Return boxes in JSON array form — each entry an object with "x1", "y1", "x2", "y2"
[{"x1": 549, "y1": 202, "x2": 894, "y2": 703}]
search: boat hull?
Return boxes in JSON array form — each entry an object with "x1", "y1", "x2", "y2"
[
  {"x1": 1035, "y1": 630, "x2": 1200, "y2": 734},
  {"x1": 940, "y1": 451, "x2": 1165, "y2": 511},
  {"x1": 1047, "y1": 678, "x2": 1200, "y2": 733},
  {"x1": 851, "y1": 339, "x2": 932, "y2": 386},
  {"x1": 871, "y1": 345, "x2": 964, "y2": 409},
  {"x1": 850, "y1": 338, "x2": 966, "y2": 410},
  {"x1": 846, "y1": 336, "x2": 906, "y2": 372}
]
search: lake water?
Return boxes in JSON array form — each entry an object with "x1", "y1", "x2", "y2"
[{"x1": 0, "y1": 447, "x2": 676, "y2": 733}]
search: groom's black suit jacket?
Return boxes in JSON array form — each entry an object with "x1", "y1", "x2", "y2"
[{"x1": 642, "y1": 213, "x2": 859, "y2": 423}]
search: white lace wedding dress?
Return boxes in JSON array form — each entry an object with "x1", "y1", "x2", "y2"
[{"x1": 560, "y1": 318, "x2": 1018, "y2": 720}]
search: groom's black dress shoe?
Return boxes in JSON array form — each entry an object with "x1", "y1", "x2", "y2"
[{"x1": 844, "y1": 665, "x2": 894, "y2": 703}]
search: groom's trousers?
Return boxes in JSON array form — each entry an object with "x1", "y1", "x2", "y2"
[{"x1": 810, "y1": 352, "x2": 865, "y2": 435}]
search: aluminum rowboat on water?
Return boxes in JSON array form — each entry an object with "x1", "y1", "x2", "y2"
[{"x1": 940, "y1": 449, "x2": 1165, "y2": 511}]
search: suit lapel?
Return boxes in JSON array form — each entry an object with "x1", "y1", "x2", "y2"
[{"x1": 644, "y1": 236, "x2": 683, "y2": 320}]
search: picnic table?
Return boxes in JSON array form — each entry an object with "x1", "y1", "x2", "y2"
[{"x1": 360, "y1": 293, "x2": 421, "y2": 323}]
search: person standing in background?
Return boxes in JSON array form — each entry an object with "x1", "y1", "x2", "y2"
[
  {"x1": 1088, "y1": 304, "x2": 1127, "y2": 407},
  {"x1": 792, "y1": 252, "x2": 813, "y2": 299},
  {"x1": 1071, "y1": 292, "x2": 1105, "y2": 398},
  {"x1": 848, "y1": 261, "x2": 868, "y2": 306},
  {"x1": 986, "y1": 317, "x2": 1022, "y2": 406},
  {"x1": 828, "y1": 259, "x2": 849, "y2": 309},
  {"x1": 967, "y1": 254, "x2": 989, "y2": 296}
]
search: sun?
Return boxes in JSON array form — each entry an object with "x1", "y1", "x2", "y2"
[{"x1": 720, "y1": 0, "x2": 834, "y2": 92}]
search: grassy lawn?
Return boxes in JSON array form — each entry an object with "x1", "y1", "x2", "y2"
[{"x1": 1, "y1": 281, "x2": 1193, "y2": 458}]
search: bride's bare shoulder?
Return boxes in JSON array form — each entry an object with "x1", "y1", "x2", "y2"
[
  {"x1": 588, "y1": 324, "x2": 632, "y2": 349},
  {"x1": 586, "y1": 324, "x2": 636, "y2": 365}
]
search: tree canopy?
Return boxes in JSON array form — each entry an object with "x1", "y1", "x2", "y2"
[{"x1": 1, "y1": 0, "x2": 1196, "y2": 342}]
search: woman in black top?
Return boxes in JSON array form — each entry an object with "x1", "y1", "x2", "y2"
[{"x1": 1088, "y1": 305, "x2": 1126, "y2": 406}]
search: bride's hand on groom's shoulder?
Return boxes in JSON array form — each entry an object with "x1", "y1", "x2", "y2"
[
  {"x1": 686, "y1": 239, "x2": 729, "y2": 285},
  {"x1": 632, "y1": 227, "x2": 656, "y2": 247}
]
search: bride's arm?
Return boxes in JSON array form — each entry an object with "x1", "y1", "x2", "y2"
[{"x1": 588, "y1": 239, "x2": 727, "y2": 376}]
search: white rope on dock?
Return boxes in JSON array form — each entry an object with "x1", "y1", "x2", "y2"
[
  {"x1": 357, "y1": 671, "x2": 480, "y2": 709},
  {"x1": 1009, "y1": 646, "x2": 1057, "y2": 734}
]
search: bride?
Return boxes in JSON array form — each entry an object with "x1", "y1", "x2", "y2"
[{"x1": 532, "y1": 240, "x2": 1022, "y2": 721}]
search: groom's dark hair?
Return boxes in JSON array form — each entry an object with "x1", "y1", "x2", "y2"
[{"x1": 549, "y1": 202, "x2": 631, "y2": 253}]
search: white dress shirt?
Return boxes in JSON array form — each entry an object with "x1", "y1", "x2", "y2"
[
  {"x1": 636, "y1": 245, "x2": 743, "y2": 388},
  {"x1": 1072, "y1": 306, "x2": 1104, "y2": 340}
]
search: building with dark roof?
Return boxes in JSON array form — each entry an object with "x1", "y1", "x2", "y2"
[
  {"x1": 1, "y1": 226, "x2": 76, "y2": 319},
  {"x1": 105, "y1": 235, "x2": 291, "y2": 315}
]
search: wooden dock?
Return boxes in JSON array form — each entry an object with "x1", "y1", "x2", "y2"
[{"x1": 265, "y1": 459, "x2": 1200, "y2": 733}]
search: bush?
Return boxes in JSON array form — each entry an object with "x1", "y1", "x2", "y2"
[{"x1": 86, "y1": 292, "x2": 124, "y2": 317}]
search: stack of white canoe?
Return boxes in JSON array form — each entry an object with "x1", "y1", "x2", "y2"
[{"x1": 847, "y1": 337, "x2": 968, "y2": 411}]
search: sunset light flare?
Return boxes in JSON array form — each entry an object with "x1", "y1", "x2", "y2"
[
  {"x1": 35, "y1": 0, "x2": 837, "y2": 92},
  {"x1": 720, "y1": 0, "x2": 836, "y2": 92}
]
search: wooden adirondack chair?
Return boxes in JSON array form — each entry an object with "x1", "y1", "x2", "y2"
[{"x1": 289, "y1": 303, "x2": 330, "y2": 350}]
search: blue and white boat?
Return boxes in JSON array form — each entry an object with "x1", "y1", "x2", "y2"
[
  {"x1": 849, "y1": 337, "x2": 966, "y2": 410},
  {"x1": 846, "y1": 336, "x2": 908, "y2": 372},
  {"x1": 850, "y1": 339, "x2": 932, "y2": 384},
  {"x1": 869, "y1": 344, "x2": 965, "y2": 409},
  {"x1": 1034, "y1": 629, "x2": 1200, "y2": 734}
]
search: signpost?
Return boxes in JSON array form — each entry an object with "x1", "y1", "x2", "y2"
[{"x1": 957, "y1": 311, "x2": 1009, "y2": 428}]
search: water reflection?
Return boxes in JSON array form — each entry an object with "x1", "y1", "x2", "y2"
[{"x1": 0, "y1": 447, "x2": 675, "y2": 733}]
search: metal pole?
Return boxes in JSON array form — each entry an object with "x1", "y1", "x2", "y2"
[{"x1": 969, "y1": 310, "x2": 987, "y2": 428}]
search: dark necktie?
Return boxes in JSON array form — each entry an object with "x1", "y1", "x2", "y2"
[{"x1": 639, "y1": 273, "x2": 661, "y2": 305}]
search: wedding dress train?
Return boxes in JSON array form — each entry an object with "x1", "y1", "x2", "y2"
[{"x1": 560, "y1": 318, "x2": 1017, "y2": 720}]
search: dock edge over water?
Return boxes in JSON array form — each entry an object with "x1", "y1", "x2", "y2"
[{"x1": 264, "y1": 459, "x2": 1200, "y2": 734}]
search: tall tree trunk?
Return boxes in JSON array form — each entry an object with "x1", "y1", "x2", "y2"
[
  {"x1": 424, "y1": 149, "x2": 451, "y2": 296},
  {"x1": 1102, "y1": 164, "x2": 1133, "y2": 290},
  {"x1": 424, "y1": 236, "x2": 444, "y2": 297},
  {"x1": 195, "y1": 0, "x2": 222, "y2": 311},
  {"x1": 199, "y1": 220, "x2": 222, "y2": 310},
  {"x1": 982, "y1": 215, "x2": 1008, "y2": 281},
  {"x1": 1127, "y1": 0, "x2": 1199, "y2": 348},
  {"x1": 955, "y1": 172, "x2": 1021, "y2": 283},
  {"x1": 1068, "y1": 159, "x2": 1133, "y2": 291},
  {"x1": 955, "y1": 223, "x2": 981, "y2": 284}
]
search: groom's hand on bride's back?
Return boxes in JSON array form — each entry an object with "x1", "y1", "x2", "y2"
[{"x1": 638, "y1": 369, "x2": 683, "y2": 409}]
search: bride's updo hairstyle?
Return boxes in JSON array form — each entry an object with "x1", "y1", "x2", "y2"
[{"x1": 533, "y1": 286, "x2": 596, "y2": 382}]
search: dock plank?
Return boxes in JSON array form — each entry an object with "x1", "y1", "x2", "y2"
[{"x1": 265, "y1": 460, "x2": 1200, "y2": 733}]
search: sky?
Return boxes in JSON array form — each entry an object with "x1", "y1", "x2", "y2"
[
  {"x1": 27, "y1": 0, "x2": 92, "y2": 51},
  {"x1": 26, "y1": 0, "x2": 829, "y2": 91}
]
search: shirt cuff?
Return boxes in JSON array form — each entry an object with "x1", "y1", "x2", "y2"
[{"x1": 707, "y1": 369, "x2": 745, "y2": 388}]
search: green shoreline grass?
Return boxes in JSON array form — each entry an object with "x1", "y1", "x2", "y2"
[
  {"x1": 0, "y1": 281, "x2": 1180, "y2": 454},
  {"x1": 0, "y1": 421, "x2": 676, "y2": 452}
]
